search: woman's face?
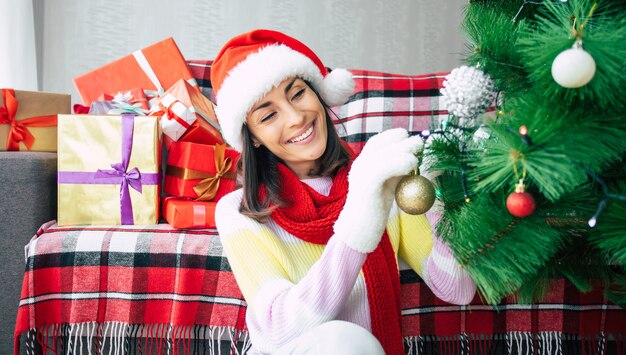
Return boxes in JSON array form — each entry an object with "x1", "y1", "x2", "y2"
[{"x1": 246, "y1": 77, "x2": 328, "y2": 178}]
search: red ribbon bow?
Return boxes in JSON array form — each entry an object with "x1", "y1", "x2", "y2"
[
  {"x1": 150, "y1": 99, "x2": 192, "y2": 130},
  {"x1": 0, "y1": 88, "x2": 58, "y2": 150}
]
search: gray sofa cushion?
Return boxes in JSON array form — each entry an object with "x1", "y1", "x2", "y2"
[{"x1": 0, "y1": 152, "x2": 57, "y2": 352}]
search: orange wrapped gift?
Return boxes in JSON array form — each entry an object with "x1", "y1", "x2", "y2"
[
  {"x1": 149, "y1": 79, "x2": 223, "y2": 144},
  {"x1": 73, "y1": 37, "x2": 198, "y2": 106},
  {"x1": 163, "y1": 196, "x2": 217, "y2": 229},
  {"x1": 164, "y1": 142, "x2": 239, "y2": 202},
  {"x1": 0, "y1": 88, "x2": 70, "y2": 151}
]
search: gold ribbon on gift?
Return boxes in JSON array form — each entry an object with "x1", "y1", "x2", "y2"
[
  {"x1": 0, "y1": 88, "x2": 58, "y2": 150},
  {"x1": 166, "y1": 143, "x2": 236, "y2": 201}
]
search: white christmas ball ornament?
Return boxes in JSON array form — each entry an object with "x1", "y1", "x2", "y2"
[{"x1": 551, "y1": 41, "x2": 596, "y2": 88}]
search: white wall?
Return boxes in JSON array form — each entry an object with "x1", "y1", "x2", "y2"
[
  {"x1": 0, "y1": 0, "x2": 38, "y2": 90},
  {"x1": 35, "y1": 0, "x2": 467, "y2": 101}
]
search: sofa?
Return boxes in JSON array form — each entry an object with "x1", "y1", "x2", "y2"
[
  {"x1": 1, "y1": 152, "x2": 58, "y2": 353},
  {"x1": 4, "y1": 61, "x2": 625, "y2": 354}
]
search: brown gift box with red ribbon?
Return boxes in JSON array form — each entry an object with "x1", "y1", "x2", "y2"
[
  {"x1": 163, "y1": 196, "x2": 217, "y2": 229},
  {"x1": 163, "y1": 141, "x2": 240, "y2": 202},
  {"x1": 0, "y1": 88, "x2": 71, "y2": 151}
]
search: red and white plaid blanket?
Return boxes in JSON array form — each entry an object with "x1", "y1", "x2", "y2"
[{"x1": 15, "y1": 222, "x2": 626, "y2": 354}]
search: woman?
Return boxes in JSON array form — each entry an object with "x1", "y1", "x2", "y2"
[{"x1": 212, "y1": 29, "x2": 476, "y2": 355}]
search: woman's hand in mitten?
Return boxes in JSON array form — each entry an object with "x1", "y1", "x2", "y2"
[{"x1": 334, "y1": 128, "x2": 423, "y2": 252}]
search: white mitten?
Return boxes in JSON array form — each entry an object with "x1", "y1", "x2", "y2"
[{"x1": 334, "y1": 128, "x2": 424, "y2": 253}]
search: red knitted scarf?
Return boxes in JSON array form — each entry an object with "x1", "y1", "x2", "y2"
[{"x1": 262, "y1": 162, "x2": 405, "y2": 354}]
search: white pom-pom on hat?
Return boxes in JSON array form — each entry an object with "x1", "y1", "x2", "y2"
[{"x1": 319, "y1": 68, "x2": 355, "y2": 107}]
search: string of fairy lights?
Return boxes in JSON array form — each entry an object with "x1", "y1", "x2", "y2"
[
  {"x1": 512, "y1": 0, "x2": 570, "y2": 23},
  {"x1": 424, "y1": 90, "x2": 626, "y2": 228}
]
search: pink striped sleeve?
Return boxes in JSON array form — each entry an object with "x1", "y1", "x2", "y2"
[
  {"x1": 246, "y1": 237, "x2": 368, "y2": 348},
  {"x1": 423, "y1": 212, "x2": 476, "y2": 305}
]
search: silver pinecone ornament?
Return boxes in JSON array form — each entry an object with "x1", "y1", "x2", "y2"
[{"x1": 440, "y1": 65, "x2": 496, "y2": 127}]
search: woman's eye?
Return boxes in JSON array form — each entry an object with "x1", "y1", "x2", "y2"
[
  {"x1": 292, "y1": 88, "x2": 305, "y2": 100},
  {"x1": 261, "y1": 112, "x2": 275, "y2": 122}
]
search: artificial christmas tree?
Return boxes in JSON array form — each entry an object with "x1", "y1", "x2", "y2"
[{"x1": 423, "y1": 0, "x2": 626, "y2": 306}]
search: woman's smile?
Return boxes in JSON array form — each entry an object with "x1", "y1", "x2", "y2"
[{"x1": 287, "y1": 120, "x2": 315, "y2": 144}]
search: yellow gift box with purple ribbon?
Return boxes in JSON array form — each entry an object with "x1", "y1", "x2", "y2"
[{"x1": 57, "y1": 114, "x2": 161, "y2": 226}]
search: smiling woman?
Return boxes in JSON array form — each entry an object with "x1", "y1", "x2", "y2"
[
  {"x1": 245, "y1": 77, "x2": 329, "y2": 179},
  {"x1": 238, "y1": 76, "x2": 350, "y2": 222},
  {"x1": 210, "y1": 29, "x2": 476, "y2": 355}
]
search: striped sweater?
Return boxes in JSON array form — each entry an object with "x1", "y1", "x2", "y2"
[{"x1": 215, "y1": 176, "x2": 475, "y2": 354}]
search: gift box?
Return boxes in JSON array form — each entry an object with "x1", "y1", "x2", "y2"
[
  {"x1": 0, "y1": 88, "x2": 70, "y2": 151},
  {"x1": 73, "y1": 37, "x2": 198, "y2": 106},
  {"x1": 149, "y1": 79, "x2": 222, "y2": 144},
  {"x1": 163, "y1": 196, "x2": 217, "y2": 229},
  {"x1": 88, "y1": 100, "x2": 149, "y2": 116},
  {"x1": 171, "y1": 108, "x2": 223, "y2": 148},
  {"x1": 57, "y1": 114, "x2": 161, "y2": 226},
  {"x1": 97, "y1": 88, "x2": 149, "y2": 110},
  {"x1": 164, "y1": 142, "x2": 239, "y2": 202}
]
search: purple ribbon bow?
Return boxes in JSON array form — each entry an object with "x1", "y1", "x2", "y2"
[{"x1": 58, "y1": 114, "x2": 160, "y2": 224}]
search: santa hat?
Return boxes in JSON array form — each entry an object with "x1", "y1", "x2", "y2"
[{"x1": 210, "y1": 29, "x2": 355, "y2": 152}]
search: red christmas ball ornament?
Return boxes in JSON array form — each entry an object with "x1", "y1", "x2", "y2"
[{"x1": 506, "y1": 179, "x2": 535, "y2": 218}]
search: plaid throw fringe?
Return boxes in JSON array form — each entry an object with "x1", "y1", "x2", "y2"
[
  {"x1": 22, "y1": 323, "x2": 251, "y2": 355},
  {"x1": 402, "y1": 333, "x2": 626, "y2": 355},
  {"x1": 23, "y1": 325, "x2": 626, "y2": 355}
]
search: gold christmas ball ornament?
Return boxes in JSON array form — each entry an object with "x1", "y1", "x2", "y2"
[{"x1": 395, "y1": 172, "x2": 436, "y2": 215}]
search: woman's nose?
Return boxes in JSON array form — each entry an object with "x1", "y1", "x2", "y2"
[{"x1": 285, "y1": 104, "x2": 305, "y2": 126}]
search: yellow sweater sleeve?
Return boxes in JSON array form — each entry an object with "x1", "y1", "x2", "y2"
[
  {"x1": 220, "y1": 225, "x2": 292, "y2": 303},
  {"x1": 387, "y1": 207, "x2": 433, "y2": 277}
]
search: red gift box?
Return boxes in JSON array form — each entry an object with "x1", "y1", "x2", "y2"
[
  {"x1": 73, "y1": 37, "x2": 198, "y2": 106},
  {"x1": 164, "y1": 142, "x2": 239, "y2": 202},
  {"x1": 163, "y1": 196, "x2": 217, "y2": 229}
]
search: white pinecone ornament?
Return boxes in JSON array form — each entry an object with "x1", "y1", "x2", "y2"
[{"x1": 441, "y1": 65, "x2": 496, "y2": 126}]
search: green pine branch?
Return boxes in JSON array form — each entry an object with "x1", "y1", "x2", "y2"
[
  {"x1": 517, "y1": 0, "x2": 626, "y2": 111},
  {"x1": 470, "y1": 95, "x2": 626, "y2": 201},
  {"x1": 436, "y1": 191, "x2": 565, "y2": 304}
]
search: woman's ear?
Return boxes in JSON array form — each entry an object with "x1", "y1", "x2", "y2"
[{"x1": 251, "y1": 137, "x2": 262, "y2": 148}]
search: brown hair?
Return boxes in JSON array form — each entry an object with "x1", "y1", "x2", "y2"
[{"x1": 238, "y1": 82, "x2": 351, "y2": 222}]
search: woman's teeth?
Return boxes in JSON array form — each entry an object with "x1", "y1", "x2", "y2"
[{"x1": 288, "y1": 125, "x2": 314, "y2": 143}]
